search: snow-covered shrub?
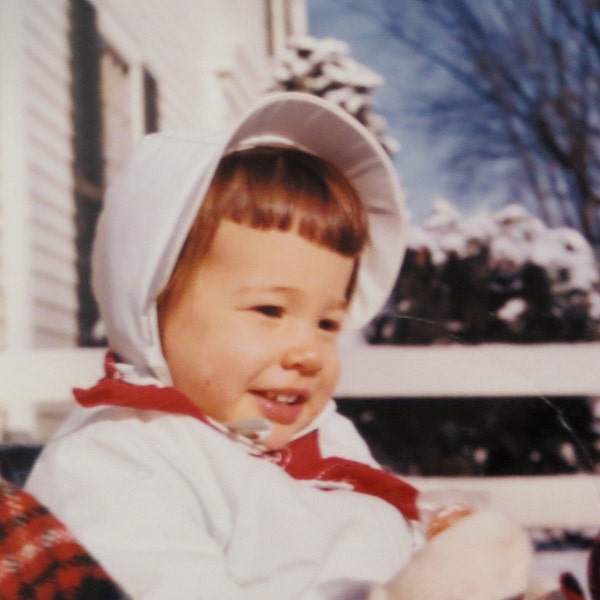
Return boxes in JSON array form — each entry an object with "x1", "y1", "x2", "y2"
[
  {"x1": 366, "y1": 199, "x2": 600, "y2": 344},
  {"x1": 271, "y1": 35, "x2": 399, "y2": 156}
]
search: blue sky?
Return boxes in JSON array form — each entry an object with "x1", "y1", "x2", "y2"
[{"x1": 307, "y1": 1, "x2": 461, "y2": 223}]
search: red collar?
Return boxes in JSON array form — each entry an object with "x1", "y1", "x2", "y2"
[{"x1": 73, "y1": 355, "x2": 419, "y2": 521}]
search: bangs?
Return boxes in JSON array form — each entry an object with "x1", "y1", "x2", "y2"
[
  {"x1": 157, "y1": 146, "x2": 369, "y2": 313},
  {"x1": 206, "y1": 146, "x2": 369, "y2": 257}
]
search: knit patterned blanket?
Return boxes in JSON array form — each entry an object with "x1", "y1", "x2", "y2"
[{"x1": 0, "y1": 477, "x2": 124, "y2": 599}]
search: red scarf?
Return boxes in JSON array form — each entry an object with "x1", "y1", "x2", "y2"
[{"x1": 74, "y1": 356, "x2": 418, "y2": 521}]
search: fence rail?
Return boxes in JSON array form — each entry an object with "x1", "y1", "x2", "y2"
[
  {"x1": 335, "y1": 341, "x2": 600, "y2": 398},
  {"x1": 1, "y1": 344, "x2": 599, "y2": 528}
]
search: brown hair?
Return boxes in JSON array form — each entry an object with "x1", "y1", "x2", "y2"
[{"x1": 157, "y1": 146, "x2": 370, "y2": 312}]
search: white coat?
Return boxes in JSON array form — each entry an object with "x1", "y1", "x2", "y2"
[
  {"x1": 26, "y1": 93, "x2": 418, "y2": 599},
  {"x1": 27, "y1": 397, "x2": 419, "y2": 599}
]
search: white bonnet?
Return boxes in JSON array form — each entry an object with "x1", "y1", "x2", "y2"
[{"x1": 92, "y1": 92, "x2": 407, "y2": 382}]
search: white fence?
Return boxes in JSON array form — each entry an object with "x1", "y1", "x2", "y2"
[
  {"x1": 1, "y1": 342, "x2": 599, "y2": 529},
  {"x1": 336, "y1": 340, "x2": 600, "y2": 398},
  {"x1": 337, "y1": 341, "x2": 600, "y2": 531}
]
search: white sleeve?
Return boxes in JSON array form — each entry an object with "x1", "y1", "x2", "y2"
[
  {"x1": 26, "y1": 426, "x2": 267, "y2": 600},
  {"x1": 26, "y1": 409, "x2": 413, "y2": 600}
]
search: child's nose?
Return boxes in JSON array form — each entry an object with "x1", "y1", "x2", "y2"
[{"x1": 281, "y1": 331, "x2": 324, "y2": 376}]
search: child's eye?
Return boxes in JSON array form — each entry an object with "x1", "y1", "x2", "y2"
[
  {"x1": 254, "y1": 305, "x2": 284, "y2": 318},
  {"x1": 319, "y1": 318, "x2": 341, "y2": 333}
]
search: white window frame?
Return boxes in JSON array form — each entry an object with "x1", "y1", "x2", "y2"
[
  {"x1": 96, "y1": 8, "x2": 150, "y2": 143},
  {"x1": 266, "y1": 0, "x2": 307, "y2": 57}
]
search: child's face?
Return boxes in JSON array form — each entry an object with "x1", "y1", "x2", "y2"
[{"x1": 160, "y1": 219, "x2": 355, "y2": 449}]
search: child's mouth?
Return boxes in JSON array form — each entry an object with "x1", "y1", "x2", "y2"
[{"x1": 253, "y1": 390, "x2": 307, "y2": 426}]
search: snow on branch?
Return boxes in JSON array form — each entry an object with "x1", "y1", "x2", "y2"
[
  {"x1": 367, "y1": 200, "x2": 600, "y2": 344},
  {"x1": 271, "y1": 35, "x2": 399, "y2": 156}
]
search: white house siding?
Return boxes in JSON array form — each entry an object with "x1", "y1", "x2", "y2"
[
  {"x1": 0, "y1": 0, "x2": 75, "y2": 351},
  {"x1": 0, "y1": 185, "x2": 4, "y2": 352},
  {"x1": 0, "y1": 0, "x2": 29, "y2": 352},
  {"x1": 0, "y1": 0, "x2": 305, "y2": 434},
  {"x1": 0, "y1": 133, "x2": 5, "y2": 349},
  {"x1": 0, "y1": 0, "x2": 300, "y2": 353},
  {"x1": 25, "y1": 0, "x2": 77, "y2": 348}
]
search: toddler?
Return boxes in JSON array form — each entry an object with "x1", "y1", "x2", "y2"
[{"x1": 26, "y1": 92, "x2": 531, "y2": 599}]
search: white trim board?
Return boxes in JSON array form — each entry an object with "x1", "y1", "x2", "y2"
[{"x1": 336, "y1": 342, "x2": 600, "y2": 398}]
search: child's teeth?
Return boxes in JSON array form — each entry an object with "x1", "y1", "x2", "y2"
[
  {"x1": 276, "y1": 394, "x2": 295, "y2": 403},
  {"x1": 265, "y1": 392, "x2": 297, "y2": 404}
]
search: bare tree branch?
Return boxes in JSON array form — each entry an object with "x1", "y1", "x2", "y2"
[{"x1": 349, "y1": 0, "x2": 600, "y2": 248}]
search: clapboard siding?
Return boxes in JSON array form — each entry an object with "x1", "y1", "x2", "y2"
[
  {"x1": 31, "y1": 230, "x2": 76, "y2": 276},
  {"x1": 26, "y1": 0, "x2": 68, "y2": 34},
  {"x1": 1, "y1": 0, "x2": 298, "y2": 353},
  {"x1": 23, "y1": 69, "x2": 71, "y2": 126},
  {"x1": 23, "y1": 34, "x2": 70, "y2": 90},
  {"x1": 28, "y1": 167, "x2": 73, "y2": 222},
  {"x1": 0, "y1": 221, "x2": 5, "y2": 350},
  {"x1": 22, "y1": 0, "x2": 76, "y2": 348},
  {"x1": 25, "y1": 3, "x2": 70, "y2": 57},
  {"x1": 31, "y1": 271, "x2": 77, "y2": 346},
  {"x1": 27, "y1": 132, "x2": 72, "y2": 187},
  {"x1": 0, "y1": 2, "x2": 14, "y2": 351},
  {"x1": 27, "y1": 143, "x2": 72, "y2": 195},
  {"x1": 0, "y1": 137, "x2": 5, "y2": 349},
  {"x1": 32, "y1": 219, "x2": 75, "y2": 267},
  {"x1": 31, "y1": 265, "x2": 77, "y2": 314}
]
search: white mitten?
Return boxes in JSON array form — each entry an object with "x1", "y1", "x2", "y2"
[{"x1": 374, "y1": 509, "x2": 533, "y2": 600}]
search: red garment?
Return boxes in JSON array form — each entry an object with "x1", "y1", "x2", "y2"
[
  {"x1": 0, "y1": 477, "x2": 123, "y2": 600},
  {"x1": 559, "y1": 572, "x2": 585, "y2": 600},
  {"x1": 74, "y1": 359, "x2": 418, "y2": 522}
]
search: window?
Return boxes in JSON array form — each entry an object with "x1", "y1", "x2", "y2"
[{"x1": 69, "y1": 0, "x2": 159, "y2": 346}]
